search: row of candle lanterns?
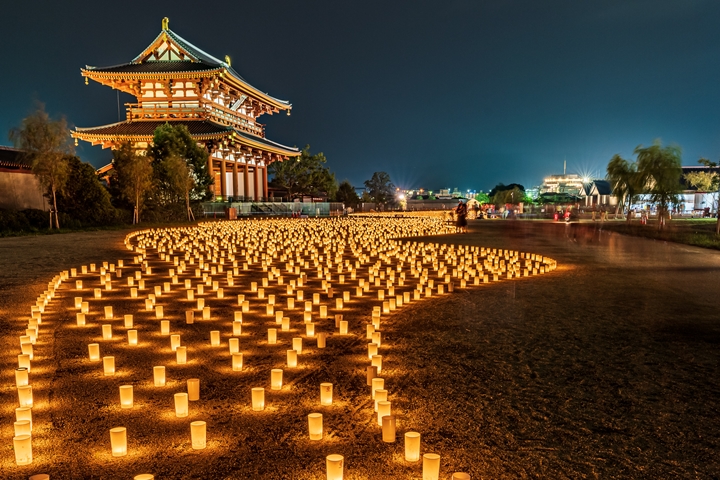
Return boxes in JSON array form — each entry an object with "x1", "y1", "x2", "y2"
[{"x1": 14, "y1": 217, "x2": 556, "y2": 478}]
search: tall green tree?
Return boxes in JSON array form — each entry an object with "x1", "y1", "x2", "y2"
[
  {"x1": 492, "y1": 186, "x2": 524, "y2": 207},
  {"x1": 696, "y1": 158, "x2": 720, "y2": 234},
  {"x1": 635, "y1": 140, "x2": 683, "y2": 230},
  {"x1": 9, "y1": 103, "x2": 73, "y2": 229},
  {"x1": 336, "y1": 180, "x2": 360, "y2": 208},
  {"x1": 606, "y1": 154, "x2": 640, "y2": 221},
  {"x1": 55, "y1": 156, "x2": 118, "y2": 226},
  {"x1": 474, "y1": 192, "x2": 491, "y2": 204},
  {"x1": 163, "y1": 154, "x2": 196, "y2": 221},
  {"x1": 269, "y1": 145, "x2": 337, "y2": 200},
  {"x1": 149, "y1": 123, "x2": 212, "y2": 208},
  {"x1": 364, "y1": 172, "x2": 396, "y2": 208},
  {"x1": 112, "y1": 143, "x2": 154, "y2": 224}
]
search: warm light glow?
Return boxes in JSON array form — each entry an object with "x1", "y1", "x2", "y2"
[
  {"x1": 13, "y1": 434, "x2": 32, "y2": 465},
  {"x1": 154, "y1": 366, "x2": 166, "y2": 386},
  {"x1": 423, "y1": 453, "x2": 441, "y2": 480},
  {"x1": 287, "y1": 349, "x2": 298, "y2": 368},
  {"x1": 268, "y1": 328, "x2": 277, "y2": 344},
  {"x1": 271, "y1": 369, "x2": 283, "y2": 390},
  {"x1": 110, "y1": 427, "x2": 127, "y2": 457},
  {"x1": 210, "y1": 330, "x2": 220, "y2": 346},
  {"x1": 103, "y1": 356, "x2": 116, "y2": 376},
  {"x1": 15, "y1": 368, "x2": 28, "y2": 387},
  {"x1": 405, "y1": 431, "x2": 421, "y2": 462},
  {"x1": 102, "y1": 324, "x2": 112, "y2": 340},
  {"x1": 382, "y1": 415, "x2": 396, "y2": 443},
  {"x1": 292, "y1": 337, "x2": 303, "y2": 353},
  {"x1": 377, "y1": 400, "x2": 391, "y2": 425},
  {"x1": 187, "y1": 378, "x2": 200, "y2": 401},
  {"x1": 190, "y1": 421, "x2": 206, "y2": 450},
  {"x1": 251, "y1": 387, "x2": 265, "y2": 411},
  {"x1": 232, "y1": 352, "x2": 244, "y2": 371},
  {"x1": 17, "y1": 385, "x2": 33, "y2": 408},
  {"x1": 174, "y1": 393, "x2": 189, "y2": 417},
  {"x1": 119, "y1": 385, "x2": 133, "y2": 408},
  {"x1": 326, "y1": 454, "x2": 344, "y2": 480},
  {"x1": 320, "y1": 382, "x2": 333, "y2": 405},
  {"x1": 308, "y1": 413, "x2": 323, "y2": 440},
  {"x1": 339, "y1": 320, "x2": 348, "y2": 335}
]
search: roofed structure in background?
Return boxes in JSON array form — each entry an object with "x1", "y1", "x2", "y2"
[
  {"x1": 0, "y1": 146, "x2": 31, "y2": 172},
  {"x1": 72, "y1": 17, "x2": 300, "y2": 201},
  {"x1": 0, "y1": 146, "x2": 48, "y2": 210}
]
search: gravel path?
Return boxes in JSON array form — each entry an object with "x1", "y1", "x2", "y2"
[{"x1": 0, "y1": 221, "x2": 718, "y2": 479}]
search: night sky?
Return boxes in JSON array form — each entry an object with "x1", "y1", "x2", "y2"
[{"x1": 2, "y1": 0, "x2": 719, "y2": 192}]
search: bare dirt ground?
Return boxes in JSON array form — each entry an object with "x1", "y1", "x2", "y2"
[{"x1": 0, "y1": 220, "x2": 719, "y2": 479}]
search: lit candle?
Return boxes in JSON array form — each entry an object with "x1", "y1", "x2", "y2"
[
  {"x1": 320, "y1": 382, "x2": 333, "y2": 405},
  {"x1": 371, "y1": 377, "x2": 384, "y2": 398},
  {"x1": 187, "y1": 378, "x2": 200, "y2": 401},
  {"x1": 326, "y1": 454, "x2": 344, "y2": 480},
  {"x1": 308, "y1": 413, "x2": 323, "y2": 440},
  {"x1": 251, "y1": 387, "x2": 265, "y2": 411},
  {"x1": 292, "y1": 337, "x2": 303, "y2": 353},
  {"x1": 15, "y1": 407, "x2": 32, "y2": 431},
  {"x1": 161, "y1": 320, "x2": 170, "y2": 335},
  {"x1": 367, "y1": 366, "x2": 377, "y2": 386},
  {"x1": 382, "y1": 415, "x2": 396, "y2": 443},
  {"x1": 287, "y1": 349, "x2": 298, "y2": 368},
  {"x1": 154, "y1": 366, "x2": 166, "y2": 386},
  {"x1": 372, "y1": 331, "x2": 381, "y2": 347},
  {"x1": 76, "y1": 313, "x2": 85, "y2": 326},
  {"x1": 306, "y1": 322, "x2": 315, "y2": 337},
  {"x1": 377, "y1": 400, "x2": 391, "y2": 425},
  {"x1": 103, "y1": 356, "x2": 115, "y2": 376},
  {"x1": 233, "y1": 320, "x2": 242, "y2": 336},
  {"x1": 119, "y1": 385, "x2": 133, "y2": 408},
  {"x1": 102, "y1": 324, "x2": 112, "y2": 340},
  {"x1": 405, "y1": 431, "x2": 421, "y2": 462},
  {"x1": 128, "y1": 330, "x2": 138, "y2": 346},
  {"x1": 124, "y1": 314, "x2": 133, "y2": 328},
  {"x1": 282, "y1": 316, "x2": 290, "y2": 331},
  {"x1": 319, "y1": 305, "x2": 327, "y2": 318},
  {"x1": 185, "y1": 311, "x2": 194, "y2": 324},
  {"x1": 15, "y1": 368, "x2": 28, "y2": 387},
  {"x1": 191, "y1": 421, "x2": 206, "y2": 449},
  {"x1": 110, "y1": 426, "x2": 128, "y2": 457},
  {"x1": 268, "y1": 328, "x2": 277, "y2": 344},
  {"x1": 371, "y1": 354, "x2": 383, "y2": 373},
  {"x1": 104, "y1": 305, "x2": 113, "y2": 319},
  {"x1": 13, "y1": 434, "x2": 31, "y2": 465},
  {"x1": 229, "y1": 337, "x2": 239, "y2": 354},
  {"x1": 317, "y1": 332, "x2": 327, "y2": 348},
  {"x1": 423, "y1": 453, "x2": 441, "y2": 480},
  {"x1": 451, "y1": 474, "x2": 471, "y2": 480},
  {"x1": 368, "y1": 343, "x2": 378, "y2": 359},
  {"x1": 17, "y1": 385, "x2": 33, "y2": 407},
  {"x1": 339, "y1": 320, "x2": 348, "y2": 335},
  {"x1": 81, "y1": 301, "x2": 89, "y2": 313},
  {"x1": 232, "y1": 352, "x2": 243, "y2": 371},
  {"x1": 171, "y1": 334, "x2": 181, "y2": 351},
  {"x1": 13, "y1": 420, "x2": 31, "y2": 437},
  {"x1": 374, "y1": 389, "x2": 387, "y2": 412},
  {"x1": 210, "y1": 330, "x2": 220, "y2": 346},
  {"x1": 202, "y1": 306, "x2": 210, "y2": 320},
  {"x1": 88, "y1": 343, "x2": 100, "y2": 361},
  {"x1": 271, "y1": 369, "x2": 283, "y2": 390},
  {"x1": 174, "y1": 392, "x2": 188, "y2": 417},
  {"x1": 155, "y1": 305, "x2": 164, "y2": 319}
]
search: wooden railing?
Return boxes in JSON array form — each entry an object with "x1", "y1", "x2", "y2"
[{"x1": 125, "y1": 103, "x2": 265, "y2": 137}]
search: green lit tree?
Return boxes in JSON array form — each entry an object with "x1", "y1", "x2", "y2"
[
  {"x1": 269, "y1": 145, "x2": 337, "y2": 200},
  {"x1": 112, "y1": 143, "x2": 154, "y2": 224},
  {"x1": 606, "y1": 154, "x2": 640, "y2": 221},
  {"x1": 635, "y1": 140, "x2": 683, "y2": 230},
  {"x1": 695, "y1": 158, "x2": 720, "y2": 234},
  {"x1": 54, "y1": 156, "x2": 118, "y2": 226}
]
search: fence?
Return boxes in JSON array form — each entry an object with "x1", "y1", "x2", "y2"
[{"x1": 201, "y1": 201, "x2": 345, "y2": 218}]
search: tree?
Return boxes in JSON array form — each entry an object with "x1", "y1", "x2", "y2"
[
  {"x1": 9, "y1": 103, "x2": 73, "y2": 229},
  {"x1": 491, "y1": 186, "x2": 524, "y2": 207},
  {"x1": 606, "y1": 154, "x2": 640, "y2": 221},
  {"x1": 364, "y1": 172, "x2": 395, "y2": 208},
  {"x1": 336, "y1": 180, "x2": 360, "y2": 208},
  {"x1": 489, "y1": 183, "x2": 525, "y2": 199},
  {"x1": 268, "y1": 145, "x2": 337, "y2": 200},
  {"x1": 163, "y1": 154, "x2": 196, "y2": 221},
  {"x1": 112, "y1": 143, "x2": 154, "y2": 224},
  {"x1": 474, "y1": 192, "x2": 491, "y2": 204},
  {"x1": 55, "y1": 156, "x2": 118, "y2": 226},
  {"x1": 149, "y1": 123, "x2": 213, "y2": 208},
  {"x1": 635, "y1": 140, "x2": 683, "y2": 230},
  {"x1": 696, "y1": 158, "x2": 720, "y2": 234}
]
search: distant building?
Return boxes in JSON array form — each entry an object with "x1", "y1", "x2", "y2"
[
  {"x1": 0, "y1": 146, "x2": 48, "y2": 210},
  {"x1": 540, "y1": 173, "x2": 585, "y2": 195}
]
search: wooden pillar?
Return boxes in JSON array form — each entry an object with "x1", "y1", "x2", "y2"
[
  {"x1": 262, "y1": 164, "x2": 269, "y2": 201},
  {"x1": 207, "y1": 157, "x2": 215, "y2": 198},
  {"x1": 232, "y1": 161, "x2": 239, "y2": 201},
  {"x1": 254, "y1": 165, "x2": 260, "y2": 201},
  {"x1": 243, "y1": 164, "x2": 250, "y2": 201},
  {"x1": 220, "y1": 159, "x2": 227, "y2": 200}
]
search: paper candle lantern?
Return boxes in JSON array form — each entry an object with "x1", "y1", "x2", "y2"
[
  {"x1": 405, "y1": 432, "x2": 421, "y2": 462},
  {"x1": 304, "y1": 311, "x2": 312, "y2": 322},
  {"x1": 317, "y1": 332, "x2": 327, "y2": 348},
  {"x1": 282, "y1": 317, "x2": 290, "y2": 331},
  {"x1": 197, "y1": 298, "x2": 204, "y2": 310},
  {"x1": 368, "y1": 343, "x2": 378, "y2": 359},
  {"x1": 110, "y1": 426, "x2": 128, "y2": 457},
  {"x1": 17, "y1": 385, "x2": 33, "y2": 407},
  {"x1": 81, "y1": 301, "x2": 89, "y2": 313},
  {"x1": 326, "y1": 454, "x2": 344, "y2": 480},
  {"x1": 155, "y1": 306, "x2": 164, "y2": 319},
  {"x1": 124, "y1": 314, "x2": 133, "y2": 328},
  {"x1": 187, "y1": 378, "x2": 200, "y2": 401},
  {"x1": 134, "y1": 474, "x2": 154, "y2": 479},
  {"x1": 451, "y1": 474, "x2": 471, "y2": 480},
  {"x1": 320, "y1": 305, "x2": 327, "y2": 318},
  {"x1": 14, "y1": 420, "x2": 31, "y2": 437},
  {"x1": 16, "y1": 407, "x2": 32, "y2": 430},
  {"x1": 374, "y1": 389, "x2": 387, "y2": 412},
  {"x1": 366, "y1": 324, "x2": 375, "y2": 339},
  {"x1": 308, "y1": 413, "x2": 323, "y2": 440},
  {"x1": 339, "y1": 320, "x2": 348, "y2": 335},
  {"x1": 306, "y1": 323, "x2": 315, "y2": 337},
  {"x1": 191, "y1": 421, "x2": 206, "y2": 449},
  {"x1": 287, "y1": 349, "x2": 298, "y2": 368},
  {"x1": 210, "y1": 330, "x2": 220, "y2": 346},
  {"x1": 229, "y1": 338, "x2": 239, "y2": 354},
  {"x1": 13, "y1": 434, "x2": 31, "y2": 465},
  {"x1": 174, "y1": 393, "x2": 188, "y2": 417},
  {"x1": 367, "y1": 366, "x2": 377, "y2": 386},
  {"x1": 268, "y1": 328, "x2": 277, "y2": 344},
  {"x1": 270, "y1": 368, "x2": 282, "y2": 390},
  {"x1": 102, "y1": 324, "x2": 113, "y2": 340},
  {"x1": 423, "y1": 453, "x2": 441, "y2": 480},
  {"x1": 377, "y1": 400, "x2": 391, "y2": 425},
  {"x1": 94, "y1": 288, "x2": 102, "y2": 299},
  {"x1": 161, "y1": 321, "x2": 170, "y2": 335},
  {"x1": 371, "y1": 354, "x2": 383, "y2": 373},
  {"x1": 292, "y1": 337, "x2": 303, "y2": 353},
  {"x1": 171, "y1": 334, "x2": 181, "y2": 351},
  {"x1": 232, "y1": 353, "x2": 243, "y2": 371},
  {"x1": 128, "y1": 330, "x2": 138, "y2": 346},
  {"x1": 371, "y1": 377, "x2": 384, "y2": 398},
  {"x1": 103, "y1": 356, "x2": 116, "y2": 376},
  {"x1": 372, "y1": 331, "x2": 382, "y2": 347},
  {"x1": 154, "y1": 366, "x2": 166, "y2": 386},
  {"x1": 320, "y1": 382, "x2": 333, "y2": 405},
  {"x1": 76, "y1": 313, "x2": 86, "y2": 326},
  {"x1": 131, "y1": 288, "x2": 138, "y2": 298},
  {"x1": 287, "y1": 298, "x2": 295, "y2": 309},
  {"x1": 119, "y1": 385, "x2": 133, "y2": 408},
  {"x1": 187, "y1": 290, "x2": 194, "y2": 301},
  {"x1": 104, "y1": 306, "x2": 113, "y2": 319},
  {"x1": 382, "y1": 415, "x2": 396, "y2": 443},
  {"x1": 88, "y1": 343, "x2": 100, "y2": 361},
  {"x1": 251, "y1": 387, "x2": 265, "y2": 411},
  {"x1": 15, "y1": 368, "x2": 28, "y2": 387},
  {"x1": 185, "y1": 311, "x2": 194, "y2": 324},
  {"x1": 202, "y1": 306, "x2": 211, "y2": 320}
]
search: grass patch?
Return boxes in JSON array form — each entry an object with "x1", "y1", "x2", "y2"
[{"x1": 600, "y1": 218, "x2": 720, "y2": 250}]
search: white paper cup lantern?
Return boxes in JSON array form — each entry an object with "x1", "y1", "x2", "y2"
[
  {"x1": 88, "y1": 343, "x2": 100, "y2": 361},
  {"x1": 187, "y1": 378, "x2": 200, "y2": 401},
  {"x1": 110, "y1": 427, "x2": 127, "y2": 457},
  {"x1": 371, "y1": 354, "x2": 383, "y2": 373},
  {"x1": 103, "y1": 356, "x2": 116, "y2": 376},
  {"x1": 326, "y1": 454, "x2": 344, "y2": 480},
  {"x1": 282, "y1": 316, "x2": 290, "y2": 331},
  {"x1": 17, "y1": 385, "x2": 33, "y2": 408},
  {"x1": 451, "y1": 474, "x2": 471, "y2": 480},
  {"x1": 339, "y1": 320, "x2": 348, "y2": 335},
  {"x1": 232, "y1": 321, "x2": 242, "y2": 336},
  {"x1": 371, "y1": 377, "x2": 384, "y2": 398},
  {"x1": 251, "y1": 387, "x2": 265, "y2": 411},
  {"x1": 13, "y1": 434, "x2": 31, "y2": 465},
  {"x1": 377, "y1": 400, "x2": 391, "y2": 425},
  {"x1": 268, "y1": 328, "x2": 277, "y2": 345},
  {"x1": 119, "y1": 385, "x2": 133, "y2": 408},
  {"x1": 232, "y1": 353, "x2": 244, "y2": 371},
  {"x1": 81, "y1": 301, "x2": 89, "y2": 313},
  {"x1": 287, "y1": 349, "x2": 298, "y2": 368},
  {"x1": 16, "y1": 407, "x2": 32, "y2": 430},
  {"x1": 317, "y1": 332, "x2": 327, "y2": 348},
  {"x1": 14, "y1": 420, "x2": 31, "y2": 437},
  {"x1": 76, "y1": 313, "x2": 86, "y2": 326},
  {"x1": 102, "y1": 324, "x2": 112, "y2": 340},
  {"x1": 229, "y1": 338, "x2": 239, "y2": 354},
  {"x1": 292, "y1": 337, "x2": 303, "y2": 353},
  {"x1": 104, "y1": 306, "x2": 113, "y2": 319},
  {"x1": 15, "y1": 368, "x2": 28, "y2": 387},
  {"x1": 368, "y1": 343, "x2": 378, "y2": 359},
  {"x1": 185, "y1": 310, "x2": 194, "y2": 324},
  {"x1": 174, "y1": 393, "x2": 189, "y2": 417},
  {"x1": 423, "y1": 453, "x2": 441, "y2": 480},
  {"x1": 271, "y1": 369, "x2": 283, "y2": 390},
  {"x1": 191, "y1": 421, "x2": 207, "y2": 450},
  {"x1": 127, "y1": 329, "x2": 138, "y2": 346},
  {"x1": 134, "y1": 475, "x2": 154, "y2": 480},
  {"x1": 405, "y1": 431, "x2": 421, "y2": 462},
  {"x1": 124, "y1": 314, "x2": 133, "y2": 328},
  {"x1": 170, "y1": 334, "x2": 181, "y2": 351},
  {"x1": 382, "y1": 415, "x2": 396, "y2": 443},
  {"x1": 154, "y1": 366, "x2": 166, "y2": 386},
  {"x1": 374, "y1": 389, "x2": 388, "y2": 412},
  {"x1": 210, "y1": 330, "x2": 220, "y2": 346},
  {"x1": 320, "y1": 382, "x2": 333, "y2": 405},
  {"x1": 306, "y1": 323, "x2": 315, "y2": 337},
  {"x1": 308, "y1": 413, "x2": 323, "y2": 440}
]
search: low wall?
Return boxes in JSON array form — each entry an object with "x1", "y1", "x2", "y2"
[{"x1": 0, "y1": 170, "x2": 47, "y2": 210}]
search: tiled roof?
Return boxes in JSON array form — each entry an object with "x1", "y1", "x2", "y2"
[
  {"x1": 88, "y1": 61, "x2": 220, "y2": 74},
  {"x1": 75, "y1": 120, "x2": 232, "y2": 137},
  {"x1": 0, "y1": 146, "x2": 31, "y2": 170}
]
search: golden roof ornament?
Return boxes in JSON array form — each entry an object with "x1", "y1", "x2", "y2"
[
  {"x1": 225, "y1": 55, "x2": 231, "y2": 67},
  {"x1": 162, "y1": 17, "x2": 169, "y2": 31}
]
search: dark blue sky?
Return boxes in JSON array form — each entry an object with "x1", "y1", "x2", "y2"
[{"x1": 2, "y1": 0, "x2": 719, "y2": 191}]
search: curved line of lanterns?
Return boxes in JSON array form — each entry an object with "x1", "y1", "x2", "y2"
[{"x1": 12, "y1": 216, "x2": 556, "y2": 479}]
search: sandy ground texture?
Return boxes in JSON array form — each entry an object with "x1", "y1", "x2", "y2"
[{"x1": 0, "y1": 220, "x2": 719, "y2": 479}]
